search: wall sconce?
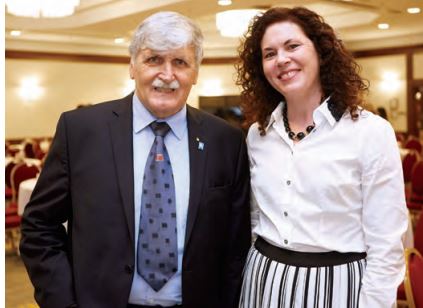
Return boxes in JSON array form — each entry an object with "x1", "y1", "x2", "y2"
[
  {"x1": 379, "y1": 71, "x2": 400, "y2": 92},
  {"x1": 19, "y1": 77, "x2": 44, "y2": 101},
  {"x1": 114, "y1": 37, "x2": 125, "y2": 44},
  {"x1": 200, "y1": 79, "x2": 224, "y2": 96}
]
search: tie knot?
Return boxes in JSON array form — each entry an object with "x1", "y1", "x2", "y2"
[{"x1": 150, "y1": 121, "x2": 171, "y2": 137}]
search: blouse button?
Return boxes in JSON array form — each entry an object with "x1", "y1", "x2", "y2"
[
  {"x1": 284, "y1": 211, "x2": 288, "y2": 217},
  {"x1": 286, "y1": 180, "x2": 291, "y2": 185},
  {"x1": 284, "y1": 239, "x2": 288, "y2": 245}
]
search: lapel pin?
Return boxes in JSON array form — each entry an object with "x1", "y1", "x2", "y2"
[{"x1": 196, "y1": 137, "x2": 205, "y2": 151}]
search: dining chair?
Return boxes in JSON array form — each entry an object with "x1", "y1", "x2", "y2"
[
  {"x1": 403, "y1": 150, "x2": 420, "y2": 185},
  {"x1": 405, "y1": 137, "x2": 422, "y2": 155},
  {"x1": 5, "y1": 160, "x2": 17, "y2": 201},
  {"x1": 5, "y1": 214, "x2": 21, "y2": 255},
  {"x1": 413, "y1": 213, "x2": 423, "y2": 254},
  {"x1": 6, "y1": 163, "x2": 39, "y2": 218},
  {"x1": 404, "y1": 248, "x2": 423, "y2": 308},
  {"x1": 407, "y1": 161, "x2": 423, "y2": 228},
  {"x1": 10, "y1": 162, "x2": 40, "y2": 203},
  {"x1": 398, "y1": 212, "x2": 423, "y2": 307}
]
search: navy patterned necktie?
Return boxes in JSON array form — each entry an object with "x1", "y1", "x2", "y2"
[{"x1": 137, "y1": 121, "x2": 178, "y2": 291}]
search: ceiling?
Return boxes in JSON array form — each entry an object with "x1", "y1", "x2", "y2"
[{"x1": 5, "y1": 0, "x2": 423, "y2": 58}]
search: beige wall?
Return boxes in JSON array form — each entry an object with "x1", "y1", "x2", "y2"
[
  {"x1": 356, "y1": 55, "x2": 408, "y2": 131},
  {"x1": 6, "y1": 59, "x2": 132, "y2": 138},
  {"x1": 5, "y1": 59, "x2": 242, "y2": 139},
  {"x1": 6, "y1": 52, "x2": 423, "y2": 138}
]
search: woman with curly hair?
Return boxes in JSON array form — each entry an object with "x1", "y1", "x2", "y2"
[{"x1": 237, "y1": 7, "x2": 407, "y2": 308}]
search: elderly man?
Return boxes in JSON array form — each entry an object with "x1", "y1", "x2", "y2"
[{"x1": 20, "y1": 11, "x2": 251, "y2": 308}]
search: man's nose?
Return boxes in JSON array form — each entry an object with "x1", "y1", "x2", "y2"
[{"x1": 158, "y1": 62, "x2": 175, "y2": 82}]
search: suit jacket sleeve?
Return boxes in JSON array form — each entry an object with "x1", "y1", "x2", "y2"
[
  {"x1": 20, "y1": 113, "x2": 76, "y2": 308},
  {"x1": 222, "y1": 130, "x2": 251, "y2": 308}
]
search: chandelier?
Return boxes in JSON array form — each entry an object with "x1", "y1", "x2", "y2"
[
  {"x1": 216, "y1": 9, "x2": 263, "y2": 38},
  {"x1": 5, "y1": 0, "x2": 80, "y2": 18}
]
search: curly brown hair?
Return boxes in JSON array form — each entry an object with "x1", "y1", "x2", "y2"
[{"x1": 236, "y1": 7, "x2": 368, "y2": 135}]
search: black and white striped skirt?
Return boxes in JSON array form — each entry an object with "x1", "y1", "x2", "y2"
[{"x1": 239, "y1": 237, "x2": 366, "y2": 308}]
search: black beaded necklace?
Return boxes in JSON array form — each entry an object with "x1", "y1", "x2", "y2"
[{"x1": 282, "y1": 103, "x2": 315, "y2": 141}]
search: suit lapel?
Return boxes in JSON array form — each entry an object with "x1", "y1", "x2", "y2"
[
  {"x1": 109, "y1": 94, "x2": 135, "y2": 246},
  {"x1": 185, "y1": 106, "x2": 208, "y2": 248}
]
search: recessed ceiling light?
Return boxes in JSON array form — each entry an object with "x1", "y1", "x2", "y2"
[
  {"x1": 378, "y1": 23, "x2": 390, "y2": 30},
  {"x1": 114, "y1": 37, "x2": 125, "y2": 44},
  {"x1": 218, "y1": 0, "x2": 232, "y2": 6},
  {"x1": 216, "y1": 9, "x2": 263, "y2": 37},
  {"x1": 407, "y1": 7, "x2": 421, "y2": 14},
  {"x1": 10, "y1": 30, "x2": 21, "y2": 36}
]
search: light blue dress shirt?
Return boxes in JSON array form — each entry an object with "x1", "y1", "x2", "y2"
[{"x1": 128, "y1": 94, "x2": 190, "y2": 306}]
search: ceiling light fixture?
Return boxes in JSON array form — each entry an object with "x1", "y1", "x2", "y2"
[
  {"x1": 216, "y1": 9, "x2": 262, "y2": 38},
  {"x1": 378, "y1": 23, "x2": 390, "y2": 30},
  {"x1": 218, "y1": 0, "x2": 232, "y2": 5},
  {"x1": 407, "y1": 7, "x2": 421, "y2": 14},
  {"x1": 5, "y1": 0, "x2": 80, "y2": 18}
]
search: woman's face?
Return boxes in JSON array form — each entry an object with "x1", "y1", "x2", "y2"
[{"x1": 261, "y1": 21, "x2": 322, "y2": 100}]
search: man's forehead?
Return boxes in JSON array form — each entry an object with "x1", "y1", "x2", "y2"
[{"x1": 140, "y1": 46, "x2": 195, "y2": 58}]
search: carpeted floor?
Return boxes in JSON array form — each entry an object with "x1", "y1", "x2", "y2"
[{"x1": 5, "y1": 254, "x2": 38, "y2": 308}]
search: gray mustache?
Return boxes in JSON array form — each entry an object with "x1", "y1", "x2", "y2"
[{"x1": 152, "y1": 78, "x2": 180, "y2": 89}]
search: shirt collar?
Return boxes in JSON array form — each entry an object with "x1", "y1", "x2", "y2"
[
  {"x1": 313, "y1": 96, "x2": 337, "y2": 127},
  {"x1": 132, "y1": 93, "x2": 187, "y2": 140},
  {"x1": 265, "y1": 96, "x2": 337, "y2": 133},
  {"x1": 265, "y1": 102, "x2": 283, "y2": 132}
]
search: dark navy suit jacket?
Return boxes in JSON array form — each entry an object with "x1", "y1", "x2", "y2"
[{"x1": 20, "y1": 93, "x2": 251, "y2": 308}]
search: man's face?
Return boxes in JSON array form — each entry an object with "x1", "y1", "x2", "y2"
[{"x1": 130, "y1": 45, "x2": 199, "y2": 118}]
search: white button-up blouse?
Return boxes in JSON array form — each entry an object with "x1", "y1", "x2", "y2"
[{"x1": 247, "y1": 99, "x2": 408, "y2": 308}]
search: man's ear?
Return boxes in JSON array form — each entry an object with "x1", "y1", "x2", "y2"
[
  {"x1": 193, "y1": 68, "x2": 199, "y2": 85},
  {"x1": 129, "y1": 62, "x2": 135, "y2": 79}
]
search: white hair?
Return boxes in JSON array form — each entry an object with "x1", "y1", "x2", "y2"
[{"x1": 129, "y1": 11, "x2": 204, "y2": 66}]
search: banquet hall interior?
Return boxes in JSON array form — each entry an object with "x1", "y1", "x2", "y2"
[{"x1": 4, "y1": 0, "x2": 423, "y2": 307}]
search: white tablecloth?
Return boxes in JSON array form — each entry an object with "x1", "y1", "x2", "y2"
[{"x1": 18, "y1": 178, "x2": 38, "y2": 216}]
